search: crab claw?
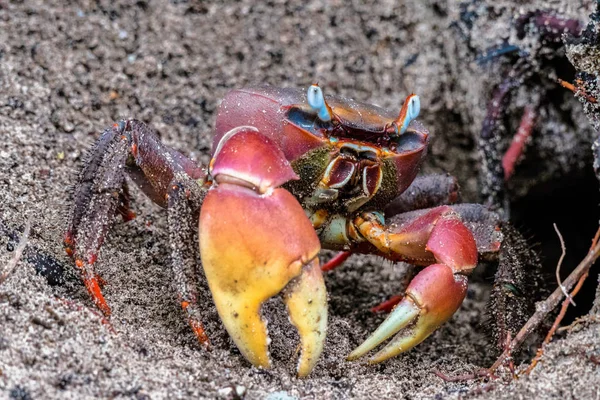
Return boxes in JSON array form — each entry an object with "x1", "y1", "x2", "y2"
[
  {"x1": 347, "y1": 263, "x2": 467, "y2": 363},
  {"x1": 347, "y1": 209, "x2": 476, "y2": 363},
  {"x1": 199, "y1": 127, "x2": 327, "y2": 376},
  {"x1": 283, "y1": 258, "x2": 328, "y2": 377}
]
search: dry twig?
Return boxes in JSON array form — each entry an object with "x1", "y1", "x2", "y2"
[
  {"x1": 557, "y1": 314, "x2": 600, "y2": 333},
  {"x1": 489, "y1": 227, "x2": 600, "y2": 374},
  {"x1": 0, "y1": 222, "x2": 30, "y2": 285},
  {"x1": 434, "y1": 368, "x2": 496, "y2": 382},
  {"x1": 523, "y1": 226, "x2": 600, "y2": 373}
]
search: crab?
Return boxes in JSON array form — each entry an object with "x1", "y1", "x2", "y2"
[
  {"x1": 469, "y1": 10, "x2": 585, "y2": 214},
  {"x1": 64, "y1": 84, "x2": 537, "y2": 377}
]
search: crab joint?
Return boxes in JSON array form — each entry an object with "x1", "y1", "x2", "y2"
[
  {"x1": 307, "y1": 84, "x2": 332, "y2": 122},
  {"x1": 395, "y1": 94, "x2": 421, "y2": 135}
]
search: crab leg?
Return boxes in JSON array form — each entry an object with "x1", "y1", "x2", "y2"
[
  {"x1": 65, "y1": 120, "x2": 206, "y2": 326},
  {"x1": 347, "y1": 206, "x2": 478, "y2": 363},
  {"x1": 384, "y1": 173, "x2": 460, "y2": 217},
  {"x1": 502, "y1": 106, "x2": 536, "y2": 181},
  {"x1": 323, "y1": 174, "x2": 461, "y2": 273},
  {"x1": 199, "y1": 127, "x2": 327, "y2": 377},
  {"x1": 166, "y1": 181, "x2": 210, "y2": 347},
  {"x1": 489, "y1": 223, "x2": 544, "y2": 349},
  {"x1": 321, "y1": 251, "x2": 352, "y2": 272},
  {"x1": 65, "y1": 125, "x2": 131, "y2": 315}
]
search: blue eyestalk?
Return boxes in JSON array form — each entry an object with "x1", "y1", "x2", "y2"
[
  {"x1": 307, "y1": 84, "x2": 332, "y2": 122},
  {"x1": 397, "y1": 94, "x2": 420, "y2": 135}
]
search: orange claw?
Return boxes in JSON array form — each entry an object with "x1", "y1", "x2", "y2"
[{"x1": 199, "y1": 127, "x2": 327, "y2": 377}]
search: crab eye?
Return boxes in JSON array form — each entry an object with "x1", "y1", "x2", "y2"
[
  {"x1": 397, "y1": 94, "x2": 421, "y2": 135},
  {"x1": 406, "y1": 95, "x2": 420, "y2": 121},
  {"x1": 307, "y1": 84, "x2": 332, "y2": 122}
]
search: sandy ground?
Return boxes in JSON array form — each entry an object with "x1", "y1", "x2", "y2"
[{"x1": 1, "y1": 1, "x2": 600, "y2": 399}]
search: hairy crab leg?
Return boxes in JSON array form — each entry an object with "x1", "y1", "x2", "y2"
[
  {"x1": 65, "y1": 120, "x2": 206, "y2": 326},
  {"x1": 65, "y1": 123, "x2": 126, "y2": 252},
  {"x1": 479, "y1": 76, "x2": 520, "y2": 213},
  {"x1": 167, "y1": 181, "x2": 210, "y2": 347},
  {"x1": 67, "y1": 127, "x2": 131, "y2": 315},
  {"x1": 488, "y1": 223, "x2": 544, "y2": 348},
  {"x1": 346, "y1": 206, "x2": 478, "y2": 363},
  {"x1": 116, "y1": 182, "x2": 137, "y2": 222}
]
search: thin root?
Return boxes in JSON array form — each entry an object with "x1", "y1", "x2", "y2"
[
  {"x1": 553, "y1": 223, "x2": 574, "y2": 306},
  {"x1": 524, "y1": 226, "x2": 600, "y2": 374},
  {"x1": 558, "y1": 78, "x2": 598, "y2": 103}
]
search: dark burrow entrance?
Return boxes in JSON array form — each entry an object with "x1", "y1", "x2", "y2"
[{"x1": 510, "y1": 167, "x2": 600, "y2": 325}]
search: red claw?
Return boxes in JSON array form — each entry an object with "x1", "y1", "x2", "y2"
[
  {"x1": 348, "y1": 264, "x2": 468, "y2": 363},
  {"x1": 348, "y1": 208, "x2": 478, "y2": 363},
  {"x1": 426, "y1": 215, "x2": 478, "y2": 273},
  {"x1": 211, "y1": 126, "x2": 299, "y2": 193}
]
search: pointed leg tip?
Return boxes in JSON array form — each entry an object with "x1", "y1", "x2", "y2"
[
  {"x1": 122, "y1": 211, "x2": 136, "y2": 222},
  {"x1": 97, "y1": 300, "x2": 111, "y2": 317},
  {"x1": 190, "y1": 322, "x2": 211, "y2": 350},
  {"x1": 84, "y1": 277, "x2": 111, "y2": 316}
]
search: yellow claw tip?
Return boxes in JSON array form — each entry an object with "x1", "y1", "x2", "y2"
[{"x1": 200, "y1": 186, "x2": 326, "y2": 376}]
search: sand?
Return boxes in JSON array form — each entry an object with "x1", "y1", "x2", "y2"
[{"x1": 1, "y1": 1, "x2": 599, "y2": 399}]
